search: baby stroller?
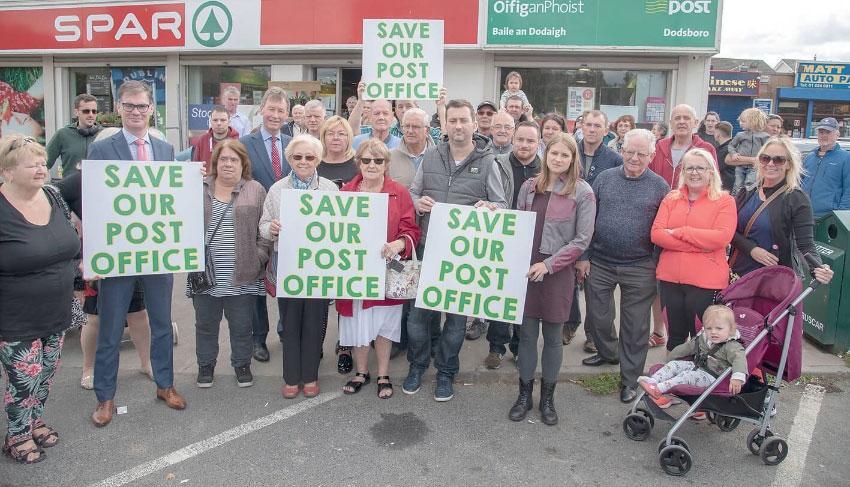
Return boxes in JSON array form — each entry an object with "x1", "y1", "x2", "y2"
[{"x1": 622, "y1": 263, "x2": 820, "y2": 476}]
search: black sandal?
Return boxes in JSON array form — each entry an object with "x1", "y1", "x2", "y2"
[
  {"x1": 377, "y1": 376, "x2": 393, "y2": 399},
  {"x1": 32, "y1": 420, "x2": 59, "y2": 448},
  {"x1": 3, "y1": 436, "x2": 45, "y2": 464},
  {"x1": 343, "y1": 372, "x2": 370, "y2": 395}
]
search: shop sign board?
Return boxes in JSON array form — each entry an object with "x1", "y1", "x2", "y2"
[
  {"x1": 81, "y1": 160, "x2": 205, "y2": 279},
  {"x1": 486, "y1": 0, "x2": 718, "y2": 48},
  {"x1": 361, "y1": 19, "x2": 444, "y2": 100},
  {"x1": 796, "y1": 62, "x2": 850, "y2": 89},
  {"x1": 708, "y1": 70, "x2": 760, "y2": 97}
]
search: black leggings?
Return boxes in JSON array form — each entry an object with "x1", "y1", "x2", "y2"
[{"x1": 659, "y1": 281, "x2": 718, "y2": 351}]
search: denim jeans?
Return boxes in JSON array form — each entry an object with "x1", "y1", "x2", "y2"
[
  {"x1": 252, "y1": 295, "x2": 270, "y2": 345},
  {"x1": 193, "y1": 293, "x2": 255, "y2": 368},
  {"x1": 407, "y1": 307, "x2": 466, "y2": 378},
  {"x1": 486, "y1": 321, "x2": 519, "y2": 356}
]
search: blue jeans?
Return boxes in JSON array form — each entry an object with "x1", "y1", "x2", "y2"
[
  {"x1": 252, "y1": 295, "x2": 270, "y2": 345},
  {"x1": 407, "y1": 307, "x2": 466, "y2": 378},
  {"x1": 486, "y1": 321, "x2": 519, "y2": 356},
  {"x1": 193, "y1": 293, "x2": 255, "y2": 368},
  {"x1": 94, "y1": 274, "x2": 174, "y2": 402}
]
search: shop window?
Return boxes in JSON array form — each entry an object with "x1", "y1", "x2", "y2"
[
  {"x1": 313, "y1": 68, "x2": 337, "y2": 116},
  {"x1": 186, "y1": 65, "x2": 270, "y2": 138},
  {"x1": 70, "y1": 67, "x2": 167, "y2": 129},
  {"x1": 0, "y1": 67, "x2": 45, "y2": 142}
]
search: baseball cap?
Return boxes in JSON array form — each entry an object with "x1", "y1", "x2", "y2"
[
  {"x1": 817, "y1": 117, "x2": 839, "y2": 132},
  {"x1": 477, "y1": 101, "x2": 498, "y2": 112}
]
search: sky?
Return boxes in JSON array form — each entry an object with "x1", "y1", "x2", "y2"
[{"x1": 717, "y1": 0, "x2": 850, "y2": 67}]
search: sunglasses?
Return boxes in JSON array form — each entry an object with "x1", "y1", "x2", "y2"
[
  {"x1": 360, "y1": 157, "x2": 385, "y2": 165},
  {"x1": 10, "y1": 136, "x2": 37, "y2": 151},
  {"x1": 290, "y1": 154, "x2": 317, "y2": 162},
  {"x1": 79, "y1": 108, "x2": 99, "y2": 114},
  {"x1": 758, "y1": 154, "x2": 788, "y2": 165}
]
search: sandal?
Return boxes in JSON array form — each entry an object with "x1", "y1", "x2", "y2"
[
  {"x1": 2, "y1": 436, "x2": 45, "y2": 464},
  {"x1": 377, "y1": 376, "x2": 393, "y2": 399},
  {"x1": 343, "y1": 372, "x2": 371, "y2": 395},
  {"x1": 32, "y1": 420, "x2": 59, "y2": 448},
  {"x1": 648, "y1": 332, "x2": 668, "y2": 348},
  {"x1": 80, "y1": 374, "x2": 94, "y2": 390}
]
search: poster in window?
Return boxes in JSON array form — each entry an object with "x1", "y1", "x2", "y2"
[{"x1": 0, "y1": 67, "x2": 45, "y2": 143}]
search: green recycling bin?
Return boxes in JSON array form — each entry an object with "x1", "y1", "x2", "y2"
[{"x1": 805, "y1": 211, "x2": 850, "y2": 353}]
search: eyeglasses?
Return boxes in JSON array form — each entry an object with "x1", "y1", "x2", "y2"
[
  {"x1": 79, "y1": 108, "x2": 99, "y2": 114},
  {"x1": 683, "y1": 166, "x2": 710, "y2": 174},
  {"x1": 120, "y1": 103, "x2": 151, "y2": 114},
  {"x1": 401, "y1": 124, "x2": 425, "y2": 131},
  {"x1": 758, "y1": 154, "x2": 789, "y2": 165},
  {"x1": 623, "y1": 149, "x2": 651, "y2": 159},
  {"x1": 359, "y1": 157, "x2": 385, "y2": 165},
  {"x1": 290, "y1": 154, "x2": 317, "y2": 162},
  {"x1": 10, "y1": 136, "x2": 37, "y2": 151}
]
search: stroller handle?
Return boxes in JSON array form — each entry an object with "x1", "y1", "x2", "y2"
[{"x1": 803, "y1": 253, "x2": 823, "y2": 291}]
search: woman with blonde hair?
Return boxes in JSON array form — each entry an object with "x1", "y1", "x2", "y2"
[{"x1": 652, "y1": 148, "x2": 737, "y2": 353}]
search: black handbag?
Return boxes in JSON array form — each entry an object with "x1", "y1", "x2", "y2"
[{"x1": 188, "y1": 195, "x2": 234, "y2": 295}]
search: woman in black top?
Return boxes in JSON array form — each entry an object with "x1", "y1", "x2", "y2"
[{"x1": 0, "y1": 135, "x2": 80, "y2": 464}]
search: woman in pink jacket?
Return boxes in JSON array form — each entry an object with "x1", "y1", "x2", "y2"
[{"x1": 651, "y1": 148, "x2": 737, "y2": 352}]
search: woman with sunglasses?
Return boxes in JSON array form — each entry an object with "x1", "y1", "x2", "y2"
[
  {"x1": 729, "y1": 137, "x2": 833, "y2": 285},
  {"x1": 0, "y1": 135, "x2": 81, "y2": 463},
  {"x1": 260, "y1": 135, "x2": 339, "y2": 398},
  {"x1": 336, "y1": 139, "x2": 420, "y2": 398},
  {"x1": 651, "y1": 149, "x2": 736, "y2": 353}
]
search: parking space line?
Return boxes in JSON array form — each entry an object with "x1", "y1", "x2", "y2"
[
  {"x1": 770, "y1": 384, "x2": 825, "y2": 487},
  {"x1": 87, "y1": 392, "x2": 342, "y2": 487}
]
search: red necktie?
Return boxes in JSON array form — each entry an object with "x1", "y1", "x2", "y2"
[
  {"x1": 134, "y1": 139, "x2": 149, "y2": 161},
  {"x1": 270, "y1": 135, "x2": 282, "y2": 180}
]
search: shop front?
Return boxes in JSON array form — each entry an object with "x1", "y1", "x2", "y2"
[
  {"x1": 776, "y1": 61, "x2": 850, "y2": 138},
  {"x1": 0, "y1": 0, "x2": 722, "y2": 152},
  {"x1": 706, "y1": 70, "x2": 761, "y2": 134}
]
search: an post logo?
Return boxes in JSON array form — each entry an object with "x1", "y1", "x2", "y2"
[
  {"x1": 646, "y1": 0, "x2": 711, "y2": 14},
  {"x1": 191, "y1": 0, "x2": 231, "y2": 47}
]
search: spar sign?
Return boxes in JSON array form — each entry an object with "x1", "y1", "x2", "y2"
[
  {"x1": 361, "y1": 19, "x2": 444, "y2": 100},
  {"x1": 415, "y1": 204, "x2": 535, "y2": 324},
  {"x1": 81, "y1": 160, "x2": 204, "y2": 278}
]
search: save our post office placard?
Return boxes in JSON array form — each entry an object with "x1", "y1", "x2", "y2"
[
  {"x1": 276, "y1": 189, "x2": 389, "y2": 299},
  {"x1": 81, "y1": 160, "x2": 204, "y2": 278},
  {"x1": 415, "y1": 203, "x2": 535, "y2": 324},
  {"x1": 361, "y1": 19, "x2": 443, "y2": 100}
]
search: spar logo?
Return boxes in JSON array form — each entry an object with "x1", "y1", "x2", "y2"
[
  {"x1": 646, "y1": 0, "x2": 712, "y2": 14},
  {"x1": 191, "y1": 1, "x2": 232, "y2": 47}
]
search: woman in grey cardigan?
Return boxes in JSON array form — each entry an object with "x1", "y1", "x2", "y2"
[{"x1": 192, "y1": 139, "x2": 271, "y2": 389}]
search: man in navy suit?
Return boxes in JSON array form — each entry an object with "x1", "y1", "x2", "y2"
[
  {"x1": 88, "y1": 80, "x2": 186, "y2": 427},
  {"x1": 239, "y1": 86, "x2": 292, "y2": 361}
]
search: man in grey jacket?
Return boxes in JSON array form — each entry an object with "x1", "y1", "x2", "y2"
[{"x1": 404, "y1": 99, "x2": 507, "y2": 402}]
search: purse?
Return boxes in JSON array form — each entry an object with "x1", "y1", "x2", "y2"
[
  {"x1": 188, "y1": 195, "x2": 234, "y2": 296},
  {"x1": 385, "y1": 234, "x2": 420, "y2": 300}
]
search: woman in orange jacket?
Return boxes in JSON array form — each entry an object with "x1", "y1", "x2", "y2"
[{"x1": 651, "y1": 148, "x2": 737, "y2": 351}]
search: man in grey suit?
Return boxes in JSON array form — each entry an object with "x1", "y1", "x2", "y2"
[
  {"x1": 239, "y1": 86, "x2": 293, "y2": 361},
  {"x1": 87, "y1": 80, "x2": 186, "y2": 427}
]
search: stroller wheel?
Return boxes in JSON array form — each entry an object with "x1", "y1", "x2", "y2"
[
  {"x1": 705, "y1": 411, "x2": 716, "y2": 424},
  {"x1": 746, "y1": 428, "x2": 773, "y2": 455},
  {"x1": 659, "y1": 445, "x2": 693, "y2": 476},
  {"x1": 623, "y1": 413, "x2": 652, "y2": 441},
  {"x1": 760, "y1": 437, "x2": 788, "y2": 466},
  {"x1": 716, "y1": 415, "x2": 741, "y2": 432},
  {"x1": 635, "y1": 407, "x2": 655, "y2": 428},
  {"x1": 658, "y1": 436, "x2": 690, "y2": 454}
]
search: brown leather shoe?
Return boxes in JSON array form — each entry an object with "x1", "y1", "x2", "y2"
[
  {"x1": 92, "y1": 399, "x2": 114, "y2": 427},
  {"x1": 156, "y1": 386, "x2": 187, "y2": 410}
]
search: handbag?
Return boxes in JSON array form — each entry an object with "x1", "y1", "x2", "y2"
[
  {"x1": 188, "y1": 195, "x2": 235, "y2": 295},
  {"x1": 728, "y1": 186, "x2": 783, "y2": 283},
  {"x1": 385, "y1": 234, "x2": 420, "y2": 300}
]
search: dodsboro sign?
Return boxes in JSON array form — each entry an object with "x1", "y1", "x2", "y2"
[{"x1": 486, "y1": 0, "x2": 718, "y2": 49}]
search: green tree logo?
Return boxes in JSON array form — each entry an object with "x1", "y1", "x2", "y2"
[{"x1": 192, "y1": 1, "x2": 232, "y2": 48}]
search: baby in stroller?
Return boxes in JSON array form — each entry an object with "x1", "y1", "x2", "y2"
[{"x1": 638, "y1": 305, "x2": 747, "y2": 398}]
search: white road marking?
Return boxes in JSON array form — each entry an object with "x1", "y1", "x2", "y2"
[
  {"x1": 87, "y1": 392, "x2": 342, "y2": 487},
  {"x1": 770, "y1": 384, "x2": 825, "y2": 487}
]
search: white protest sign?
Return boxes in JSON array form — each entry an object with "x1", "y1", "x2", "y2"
[
  {"x1": 361, "y1": 19, "x2": 443, "y2": 100},
  {"x1": 81, "y1": 160, "x2": 204, "y2": 278},
  {"x1": 415, "y1": 203, "x2": 535, "y2": 324},
  {"x1": 277, "y1": 190, "x2": 389, "y2": 299}
]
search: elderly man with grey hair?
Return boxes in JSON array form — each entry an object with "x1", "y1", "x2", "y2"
[
  {"x1": 287, "y1": 104, "x2": 306, "y2": 136},
  {"x1": 222, "y1": 86, "x2": 250, "y2": 137},
  {"x1": 303, "y1": 99, "x2": 326, "y2": 139},
  {"x1": 390, "y1": 107, "x2": 434, "y2": 188},
  {"x1": 576, "y1": 129, "x2": 670, "y2": 403}
]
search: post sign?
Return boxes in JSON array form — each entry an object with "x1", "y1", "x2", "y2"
[
  {"x1": 81, "y1": 160, "x2": 204, "y2": 278},
  {"x1": 361, "y1": 19, "x2": 443, "y2": 100},
  {"x1": 415, "y1": 204, "x2": 535, "y2": 324},
  {"x1": 276, "y1": 190, "x2": 389, "y2": 299},
  {"x1": 708, "y1": 70, "x2": 760, "y2": 97},
  {"x1": 796, "y1": 62, "x2": 850, "y2": 89}
]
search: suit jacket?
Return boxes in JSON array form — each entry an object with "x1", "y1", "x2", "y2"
[
  {"x1": 88, "y1": 130, "x2": 175, "y2": 161},
  {"x1": 240, "y1": 131, "x2": 292, "y2": 191}
]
